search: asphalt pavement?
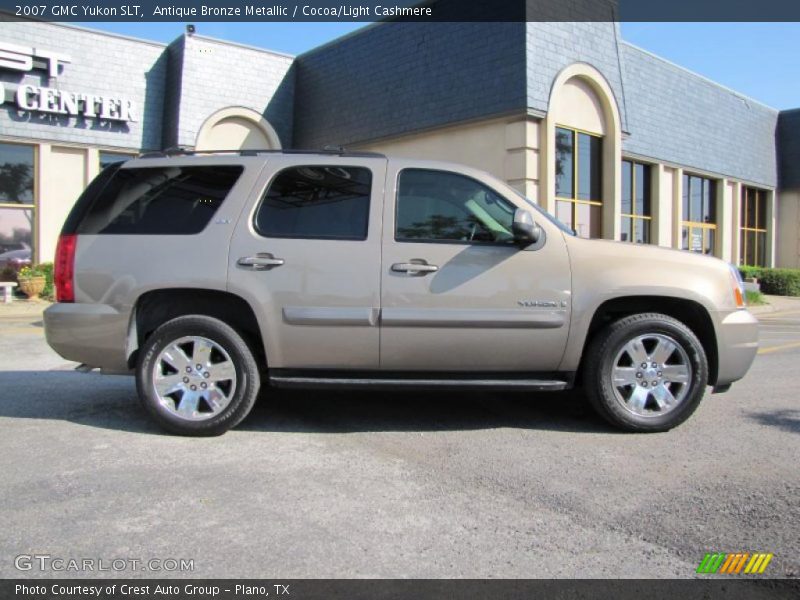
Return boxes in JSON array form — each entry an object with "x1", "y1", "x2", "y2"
[{"x1": 0, "y1": 298, "x2": 798, "y2": 579}]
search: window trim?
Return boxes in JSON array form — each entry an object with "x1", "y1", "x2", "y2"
[
  {"x1": 681, "y1": 173, "x2": 718, "y2": 255},
  {"x1": 621, "y1": 159, "x2": 652, "y2": 244},
  {"x1": 252, "y1": 164, "x2": 373, "y2": 242},
  {"x1": 554, "y1": 125, "x2": 603, "y2": 237},
  {"x1": 0, "y1": 141, "x2": 37, "y2": 209},
  {"x1": 393, "y1": 167, "x2": 520, "y2": 247},
  {"x1": 0, "y1": 141, "x2": 38, "y2": 264},
  {"x1": 740, "y1": 185, "x2": 769, "y2": 267}
]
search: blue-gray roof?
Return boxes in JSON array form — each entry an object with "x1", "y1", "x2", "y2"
[
  {"x1": 778, "y1": 109, "x2": 800, "y2": 190},
  {"x1": 294, "y1": 22, "x2": 527, "y2": 148},
  {"x1": 620, "y1": 43, "x2": 779, "y2": 188}
]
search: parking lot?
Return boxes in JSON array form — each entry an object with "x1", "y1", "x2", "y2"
[{"x1": 0, "y1": 299, "x2": 798, "y2": 579}]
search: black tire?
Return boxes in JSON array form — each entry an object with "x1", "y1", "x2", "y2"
[
  {"x1": 583, "y1": 313, "x2": 708, "y2": 432},
  {"x1": 136, "y1": 315, "x2": 261, "y2": 436}
]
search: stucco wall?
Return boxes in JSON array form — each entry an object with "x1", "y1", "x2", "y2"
[
  {"x1": 777, "y1": 190, "x2": 800, "y2": 268},
  {"x1": 353, "y1": 116, "x2": 540, "y2": 198}
]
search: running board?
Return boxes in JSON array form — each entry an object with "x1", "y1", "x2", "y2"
[{"x1": 269, "y1": 375, "x2": 569, "y2": 392}]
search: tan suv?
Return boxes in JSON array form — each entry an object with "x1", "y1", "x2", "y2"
[{"x1": 44, "y1": 149, "x2": 758, "y2": 436}]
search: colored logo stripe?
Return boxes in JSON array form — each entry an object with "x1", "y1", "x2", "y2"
[{"x1": 697, "y1": 552, "x2": 773, "y2": 574}]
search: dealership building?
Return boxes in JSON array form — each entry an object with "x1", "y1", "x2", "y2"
[{"x1": 1, "y1": 15, "x2": 799, "y2": 269}]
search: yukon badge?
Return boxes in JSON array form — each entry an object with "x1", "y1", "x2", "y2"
[{"x1": 518, "y1": 300, "x2": 559, "y2": 308}]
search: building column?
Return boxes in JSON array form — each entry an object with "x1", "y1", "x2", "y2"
[
  {"x1": 652, "y1": 164, "x2": 672, "y2": 247},
  {"x1": 38, "y1": 145, "x2": 88, "y2": 262},
  {"x1": 717, "y1": 178, "x2": 732, "y2": 263},
  {"x1": 602, "y1": 140, "x2": 621, "y2": 241},
  {"x1": 86, "y1": 148, "x2": 99, "y2": 183},
  {"x1": 672, "y1": 168, "x2": 683, "y2": 249},
  {"x1": 539, "y1": 115, "x2": 555, "y2": 215},
  {"x1": 504, "y1": 119, "x2": 540, "y2": 201},
  {"x1": 731, "y1": 181, "x2": 743, "y2": 265},
  {"x1": 766, "y1": 189, "x2": 777, "y2": 268}
]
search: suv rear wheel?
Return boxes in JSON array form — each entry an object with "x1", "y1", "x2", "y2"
[
  {"x1": 584, "y1": 313, "x2": 708, "y2": 432},
  {"x1": 136, "y1": 315, "x2": 261, "y2": 436}
]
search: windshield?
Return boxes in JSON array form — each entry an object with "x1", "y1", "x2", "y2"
[{"x1": 512, "y1": 190, "x2": 576, "y2": 236}]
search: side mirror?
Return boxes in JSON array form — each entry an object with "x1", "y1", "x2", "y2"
[{"x1": 512, "y1": 209, "x2": 541, "y2": 245}]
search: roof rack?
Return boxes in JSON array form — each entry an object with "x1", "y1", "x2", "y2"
[{"x1": 138, "y1": 146, "x2": 386, "y2": 159}]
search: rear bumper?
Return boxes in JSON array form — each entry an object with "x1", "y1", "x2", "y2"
[
  {"x1": 43, "y1": 303, "x2": 131, "y2": 373},
  {"x1": 714, "y1": 308, "x2": 759, "y2": 387}
]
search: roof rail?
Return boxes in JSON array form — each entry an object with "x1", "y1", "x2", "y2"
[{"x1": 137, "y1": 146, "x2": 386, "y2": 159}]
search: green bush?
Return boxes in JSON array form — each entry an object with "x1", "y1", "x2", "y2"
[
  {"x1": 739, "y1": 266, "x2": 800, "y2": 297},
  {"x1": 745, "y1": 290, "x2": 766, "y2": 306},
  {"x1": 738, "y1": 265, "x2": 764, "y2": 281},
  {"x1": 35, "y1": 262, "x2": 54, "y2": 301}
]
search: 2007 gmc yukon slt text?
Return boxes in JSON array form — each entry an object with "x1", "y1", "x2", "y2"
[{"x1": 43, "y1": 150, "x2": 758, "y2": 436}]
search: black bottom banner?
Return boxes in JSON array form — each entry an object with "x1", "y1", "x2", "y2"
[{"x1": 3, "y1": 579, "x2": 800, "y2": 600}]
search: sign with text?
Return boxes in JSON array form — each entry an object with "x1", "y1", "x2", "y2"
[{"x1": 0, "y1": 41, "x2": 137, "y2": 123}]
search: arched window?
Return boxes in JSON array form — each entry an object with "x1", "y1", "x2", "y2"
[{"x1": 546, "y1": 65, "x2": 622, "y2": 240}]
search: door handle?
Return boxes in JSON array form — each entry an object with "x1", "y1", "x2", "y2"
[
  {"x1": 391, "y1": 260, "x2": 439, "y2": 276},
  {"x1": 237, "y1": 253, "x2": 285, "y2": 270}
]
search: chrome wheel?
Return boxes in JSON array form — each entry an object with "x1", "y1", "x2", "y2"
[
  {"x1": 610, "y1": 333, "x2": 692, "y2": 418},
  {"x1": 151, "y1": 335, "x2": 237, "y2": 421}
]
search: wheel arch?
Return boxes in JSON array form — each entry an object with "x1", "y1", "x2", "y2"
[
  {"x1": 128, "y1": 288, "x2": 266, "y2": 369},
  {"x1": 577, "y1": 296, "x2": 718, "y2": 386}
]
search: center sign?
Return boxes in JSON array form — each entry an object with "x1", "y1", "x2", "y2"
[{"x1": 0, "y1": 41, "x2": 138, "y2": 123}]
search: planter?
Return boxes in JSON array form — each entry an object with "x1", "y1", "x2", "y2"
[{"x1": 18, "y1": 276, "x2": 46, "y2": 300}]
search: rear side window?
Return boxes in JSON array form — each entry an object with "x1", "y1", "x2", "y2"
[
  {"x1": 74, "y1": 165, "x2": 243, "y2": 235},
  {"x1": 254, "y1": 166, "x2": 372, "y2": 240}
]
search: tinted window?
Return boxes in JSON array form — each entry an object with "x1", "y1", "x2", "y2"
[
  {"x1": 396, "y1": 169, "x2": 516, "y2": 244},
  {"x1": 0, "y1": 142, "x2": 35, "y2": 205},
  {"x1": 555, "y1": 128, "x2": 574, "y2": 198},
  {"x1": 577, "y1": 132, "x2": 602, "y2": 201},
  {"x1": 76, "y1": 165, "x2": 242, "y2": 235},
  {"x1": 254, "y1": 166, "x2": 371, "y2": 240}
]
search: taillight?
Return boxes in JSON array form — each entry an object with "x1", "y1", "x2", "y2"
[{"x1": 54, "y1": 234, "x2": 77, "y2": 303}]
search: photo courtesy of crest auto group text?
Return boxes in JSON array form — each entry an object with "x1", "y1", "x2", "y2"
[{"x1": 0, "y1": 0, "x2": 798, "y2": 598}]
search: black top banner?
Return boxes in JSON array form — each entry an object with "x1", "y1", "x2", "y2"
[{"x1": 0, "y1": 0, "x2": 800, "y2": 22}]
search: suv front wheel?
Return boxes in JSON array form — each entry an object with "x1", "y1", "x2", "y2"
[
  {"x1": 584, "y1": 313, "x2": 708, "y2": 432},
  {"x1": 136, "y1": 315, "x2": 261, "y2": 436}
]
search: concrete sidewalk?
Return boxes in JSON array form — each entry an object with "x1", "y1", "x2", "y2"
[
  {"x1": 0, "y1": 298, "x2": 50, "y2": 318},
  {"x1": 748, "y1": 294, "x2": 800, "y2": 316}
]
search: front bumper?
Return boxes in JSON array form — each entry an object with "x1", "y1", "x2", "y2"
[
  {"x1": 714, "y1": 308, "x2": 759, "y2": 387},
  {"x1": 43, "y1": 303, "x2": 132, "y2": 373}
]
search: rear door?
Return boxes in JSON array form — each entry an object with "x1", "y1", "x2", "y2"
[
  {"x1": 228, "y1": 155, "x2": 387, "y2": 369},
  {"x1": 379, "y1": 161, "x2": 572, "y2": 371}
]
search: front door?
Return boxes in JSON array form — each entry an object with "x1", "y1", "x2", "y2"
[
  {"x1": 379, "y1": 163, "x2": 571, "y2": 372},
  {"x1": 228, "y1": 155, "x2": 387, "y2": 369}
]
